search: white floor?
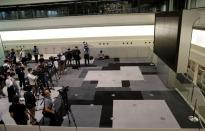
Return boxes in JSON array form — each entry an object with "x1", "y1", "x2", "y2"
[
  {"x1": 112, "y1": 100, "x2": 180, "y2": 128},
  {"x1": 84, "y1": 66, "x2": 144, "y2": 87}
]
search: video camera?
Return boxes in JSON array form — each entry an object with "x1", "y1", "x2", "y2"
[{"x1": 58, "y1": 86, "x2": 69, "y2": 95}]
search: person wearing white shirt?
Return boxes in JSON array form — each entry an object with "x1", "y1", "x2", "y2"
[
  {"x1": 19, "y1": 49, "x2": 27, "y2": 65},
  {"x1": 27, "y1": 68, "x2": 38, "y2": 96},
  {"x1": 59, "y1": 53, "x2": 66, "y2": 75},
  {"x1": 3, "y1": 60, "x2": 11, "y2": 70},
  {"x1": 5, "y1": 73, "x2": 16, "y2": 102}
]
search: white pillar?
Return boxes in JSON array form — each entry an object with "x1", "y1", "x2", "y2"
[{"x1": 193, "y1": 63, "x2": 199, "y2": 85}]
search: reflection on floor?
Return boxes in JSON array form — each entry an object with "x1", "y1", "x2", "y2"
[{"x1": 0, "y1": 58, "x2": 204, "y2": 128}]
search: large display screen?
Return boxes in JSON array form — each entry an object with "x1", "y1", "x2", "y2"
[{"x1": 154, "y1": 12, "x2": 182, "y2": 72}]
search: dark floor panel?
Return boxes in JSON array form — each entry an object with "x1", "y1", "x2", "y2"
[
  {"x1": 122, "y1": 80, "x2": 130, "y2": 87},
  {"x1": 79, "y1": 64, "x2": 97, "y2": 67},
  {"x1": 115, "y1": 63, "x2": 154, "y2": 66},
  {"x1": 102, "y1": 65, "x2": 120, "y2": 70},
  {"x1": 67, "y1": 87, "x2": 95, "y2": 105},
  {"x1": 96, "y1": 87, "x2": 131, "y2": 91},
  {"x1": 90, "y1": 81, "x2": 98, "y2": 84},
  {"x1": 94, "y1": 91, "x2": 143, "y2": 105},
  {"x1": 99, "y1": 105, "x2": 113, "y2": 128},
  {"x1": 80, "y1": 81, "x2": 98, "y2": 88},
  {"x1": 93, "y1": 59, "x2": 116, "y2": 67},
  {"x1": 114, "y1": 58, "x2": 120, "y2": 62},
  {"x1": 62, "y1": 105, "x2": 102, "y2": 127},
  {"x1": 142, "y1": 91, "x2": 204, "y2": 128},
  {"x1": 139, "y1": 66, "x2": 157, "y2": 74},
  {"x1": 79, "y1": 70, "x2": 88, "y2": 78}
]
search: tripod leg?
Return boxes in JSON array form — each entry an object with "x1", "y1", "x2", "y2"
[
  {"x1": 67, "y1": 112, "x2": 71, "y2": 126},
  {"x1": 69, "y1": 109, "x2": 77, "y2": 128}
]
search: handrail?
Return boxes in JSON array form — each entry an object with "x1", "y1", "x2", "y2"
[{"x1": 0, "y1": 125, "x2": 203, "y2": 131}]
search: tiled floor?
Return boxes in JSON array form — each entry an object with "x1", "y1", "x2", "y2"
[{"x1": 0, "y1": 58, "x2": 204, "y2": 128}]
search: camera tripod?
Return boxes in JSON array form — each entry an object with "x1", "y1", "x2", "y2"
[{"x1": 58, "y1": 87, "x2": 77, "y2": 128}]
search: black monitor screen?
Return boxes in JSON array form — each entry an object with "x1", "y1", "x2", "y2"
[{"x1": 154, "y1": 12, "x2": 182, "y2": 72}]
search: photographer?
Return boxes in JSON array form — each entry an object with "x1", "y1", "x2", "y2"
[
  {"x1": 43, "y1": 90, "x2": 57, "y2": 126},
  {"x1": 35, "y1": 61, "x2": 49, "y2": 88},
  {"x1": 44, "y1": 59, "x2": 55, "y2": 89}
]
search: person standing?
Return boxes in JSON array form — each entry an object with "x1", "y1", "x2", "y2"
[
  {"x1": 24, "y1": 86, "x2": 36, "y2": 125},
  {"x1": 43, "y1": 90, "x2": 57, "y2": 126},
  {"x1": 19, "y1": 49, "x2": 27, "y2": 66},
  {"x1": 5, "y1": 72, "x2": 16, "y2": 102},
  {"x1": 59, "y1": 53, "x2": 66, "y2": 75},
  {"x1": 15, "y1": 62, "x2": 26, "y2": 90},
  {"x1": 38, "y1": 54, "x2": 45, "y2": 63},
  {"x1": 73, "y1": 46, "x2": 81, "y2": 67},
  {"x1": 10, "y1": 49, "x2": 16, "y2": 65},
  {"x1": 10, "y1": 72, "x2": 20, "y2": 97},
  {"x1": 65, "y1": 48, "x2": 72, "y2": 66},
  {"x1": 9, "y1": 95, "x2": 29, "y2": 125},
  {"x1": 33, "y1": 46, "x2": 39, "y2": 63},
  {"x1": 83, "y1": 42, "x2": 90, "y2": 65},
  {"x1": 27, "y1": 68, "x2": 38, "y2": 96}
]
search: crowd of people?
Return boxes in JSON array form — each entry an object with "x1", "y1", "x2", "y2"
[{"x1": 0, "y1": 41, "x2": 107, "y2": 126}]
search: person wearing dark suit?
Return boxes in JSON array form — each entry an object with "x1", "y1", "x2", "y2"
[
  {"x1": 73, "y1": 46, "x2": 81, "y2": 67},
  {"x1": 83, "y1": 42, "x2": 90, "y2": 65}
]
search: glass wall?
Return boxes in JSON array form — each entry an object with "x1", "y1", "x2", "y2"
[
  {"x1": 0, "y1": 0, "x2": 187, "y2": 20},
  {"x1": 0, "y1": 35, "x2": 5, "y2": 65}
]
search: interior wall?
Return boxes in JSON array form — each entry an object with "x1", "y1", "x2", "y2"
[{"x1": 2, "y1": 36, "x2": 154, "y2": 58}]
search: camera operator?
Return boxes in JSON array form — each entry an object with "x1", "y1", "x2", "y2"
[
  {"x1": 27, "y1": 68, "x2": 38, "y2": 96},
  {"x1": 44, "y1": 59, "x2": 55, "y2": 89},
  {"x1": 24, "y1": 85, "x2": 37, "y2": 125},
  {"x1": 35, "y1": 61, "x2": 49, "y2": 88},
  {"x1": 43, "y1": 89, "x2": 57, "y2": 126}
]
